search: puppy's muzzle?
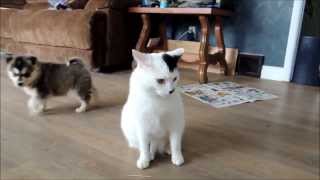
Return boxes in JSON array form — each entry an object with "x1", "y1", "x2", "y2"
[{"x1": 169, "y1": 89, "x2": 175, "y2": 94}]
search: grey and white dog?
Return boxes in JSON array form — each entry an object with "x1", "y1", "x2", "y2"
[{"x1": 6, "y1": 55, "x2": 96, "y2": 114}]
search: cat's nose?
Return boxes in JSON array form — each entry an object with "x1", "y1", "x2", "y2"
[{"x1": 169, "y1": 89, "x2": 175, "y2": 94}]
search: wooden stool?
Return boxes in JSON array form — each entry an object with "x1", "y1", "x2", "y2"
[{"x1": 128, "y1": 7, "x2": 233, "y2": 83}]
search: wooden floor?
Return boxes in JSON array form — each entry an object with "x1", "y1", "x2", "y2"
[{"x1": 1, "y1": 61, "x2": 319, "y2": 180}]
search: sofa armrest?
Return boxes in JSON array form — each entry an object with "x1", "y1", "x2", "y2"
[
  {"x1": 0, "y1": 8, "x2": 17, "y2": 38},
  {"x1": 100, "y1": 0, "x2": 128, "y2": 10},
  {"x1": 0, "y1": 0, "x2": 26, "y2": 9},
  {"x1": 93, "y1": 7, "x2": 130, "y2": 69},
  {"x1": 11, "y1": 9, "x2": 96, "y2": 49},
  {"x1": 23, "y1": 2, "x2": 49, "y2": 10}
]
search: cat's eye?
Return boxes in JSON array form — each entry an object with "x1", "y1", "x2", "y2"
[
  {"x1": 157, "y1": 79, "x2": 165, "y2": 84},
  {"x1": 173, "y1": 77, "x2": 177, "y2": 82}
]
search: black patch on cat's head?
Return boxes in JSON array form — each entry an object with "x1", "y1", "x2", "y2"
[{"x1": 162, "y1": 54, "x2": 181, "y2": 72}]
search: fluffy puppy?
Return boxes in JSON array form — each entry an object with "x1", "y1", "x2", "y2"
[
  {"x1": 6, "y1": 55, "x2": 95, "y2": 114},
  {"x1": 121, "y1": 48, "x2": 185, "y2": 169}
]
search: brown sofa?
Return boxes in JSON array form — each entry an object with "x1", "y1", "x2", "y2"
[{"x1": 0, "y1": 0, "x2": 130, "y2": 71}]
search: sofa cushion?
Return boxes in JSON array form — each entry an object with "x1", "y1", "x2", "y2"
[
  {"x1": 0, "y1": 0, "x2": 26, "y2": 9},
  {"x1": 0, "y1": 8, "x2": 17, "y2": 38},
  {"x1": 104, "y1": 0, "x2": 127, "y2": 9},
  {"x1": 11, "y1": 9, "x2": 94, "y2": 49},
  {"x1": 29, "y1": 0, "x2": 88, "y2": 9},
  {"x1": 26, "y1": 0, "x2": 47, "y2": 3},
  {"x1": 85, "y1": 0, "x2": 105, "y2": 10},
  {"x1": 6, "y1": 40, "x2": 93, "y2": 68},
  {"x1": 24, "y1": 0, "x2": 49, "y2": 10},
  {"x1": 24, "y1": 2, "x2": 49, "y2": 10},
  {"x1": 69, "y1": 0, "x2": 89, "y2": 9}
]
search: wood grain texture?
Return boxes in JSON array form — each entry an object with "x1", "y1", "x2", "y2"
[
  {"x1": 214, "y1": 16, "x2": 228, "y2": 75},
  {"x1": 0, "y1": 61, "x2": 319, "y2": 180},
  {"x1": 198, "y1": 15, "x2": 210, "y2": 83},
  {"x1": 159, "y1": 16, "x2": 168, "y2": 51},
  {"x1": 135, "y1": 14, "x2": 151, "y2": 52}
]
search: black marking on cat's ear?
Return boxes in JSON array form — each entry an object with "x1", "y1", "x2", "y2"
[{"x1": 162, "y1": 54, "x2": 181, "y2": 72}]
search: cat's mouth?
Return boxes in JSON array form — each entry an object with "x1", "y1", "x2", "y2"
[{"x1": 157, "y1": 90, "x2": 175, "y2": 97}]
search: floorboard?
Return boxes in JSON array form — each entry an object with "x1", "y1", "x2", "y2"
[{"x1": 1, "y1": 61, "x2": 319, "y2": 179}]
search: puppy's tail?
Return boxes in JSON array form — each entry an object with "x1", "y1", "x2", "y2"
[{"x1": 66, "y1": 57, "x2": 85, "y2": 67}]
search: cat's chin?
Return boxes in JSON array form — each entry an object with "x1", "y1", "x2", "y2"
[{"x1": 156, "y1": 92, "x2": 172, "y2": 98}]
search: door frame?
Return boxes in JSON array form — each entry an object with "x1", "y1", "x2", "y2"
[{"x1": 261, "y1": 0, "x2": 306, "y2": 81}]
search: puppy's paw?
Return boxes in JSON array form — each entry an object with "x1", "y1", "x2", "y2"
[
  {"x1": 75, "y1": 106, "x2": 86, "y2": 113},
  {"x1": 136, "y1": 158, "x2": 150, "y2": 169},
  {"x1": 30, "y1": 110, "x2": 43, "y2": 115},
  {"x1": 29, "y1": 104, "x2": 45, "y2": 115},
  {"x1": 172, "y1": 153, "x2": 184, "y2": 166},
  {"x1": 75, "y1": 101, "x2": 87, "y2": 113}
]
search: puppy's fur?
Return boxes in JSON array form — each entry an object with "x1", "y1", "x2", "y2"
[
  {"x1": 6, "y1": 55, "x2": 95, "y2": 114},
  {"x1": 121, "y1": 48, "x2": 185, "y2": 169}
]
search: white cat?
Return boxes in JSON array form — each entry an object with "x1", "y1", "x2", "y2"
[{"x1": 121, "y1": 48, "x2": 185, "y2": 169}]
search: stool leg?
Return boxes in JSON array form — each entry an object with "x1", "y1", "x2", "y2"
[
  {"x1": 159, "y1": 16, "x2": 168, "y2": 51},
  {"x1": 133, "y1": 14, "x2": 151, "y2": 69},
  {"x1": 214, "y1": 16, "x2": 228, "y2": 75},
  {"x1": 136, "y1": 14, "x2": 151, "y2": 52},
  {"x1": 198, "y1": 15, "x2": 209, "y2": 83}
]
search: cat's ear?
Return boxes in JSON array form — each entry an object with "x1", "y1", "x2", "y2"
[
  {"x1": 162, "y1": 48, "x2": 184, "y2": 71},
  {"x1": 132, "y1": 49, "x2": 152, "y2": 69},
  {"x1": 166, "y1": 48, "x2": 184, "y2": 58}
]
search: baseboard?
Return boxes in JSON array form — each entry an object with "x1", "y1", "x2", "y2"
[{"x1": 260, "y1": 65, "x2": 289, "y2": 81}]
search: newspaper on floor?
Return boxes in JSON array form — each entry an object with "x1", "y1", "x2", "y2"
[{"x1": 180, "y1": 81, "x2": 277, "y2": 108}]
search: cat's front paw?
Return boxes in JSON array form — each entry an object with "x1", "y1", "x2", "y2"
[
  {"x1": 136, "y1": 158, "x2": 150, "y2": 169},
  {"x1": 172, "y1": 153, "x2": 184, "y2": 166},
  {"x1": 150, "y1": 152, "x2": 155, "y2": 161}
]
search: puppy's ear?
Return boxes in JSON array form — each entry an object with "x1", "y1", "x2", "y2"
[
  {"x1": 28, "y1": 56, "x2": 37, "y2": 65},
  {"x1": 132, "y1": 49, "x2": 151, "y2": 69},
  {"x1": 5, "y1": 54, "x2": 13, "y2": 64}
]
